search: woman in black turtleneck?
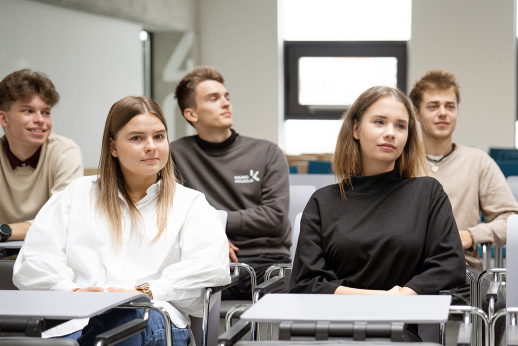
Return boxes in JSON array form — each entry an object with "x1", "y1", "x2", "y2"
[{"x1": 289, "y1": 87, "x2": 465, "y2": 337}]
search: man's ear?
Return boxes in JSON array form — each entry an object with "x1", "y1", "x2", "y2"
[
  {"x1": 110, "y1": 138, "x2": 118, "y2": 158},
  {"x1": 352, "y1": 120, "x2": 360, "y2": 140},
  {"x1": 0, "y1": 110, "x2": 8, "y2": 128},
  {"x1": 414, "y1": 107, "x2": 421, "y2": 122},
  {"x1": 183, "y1": 108, "x2": 198, "y2": 124}
]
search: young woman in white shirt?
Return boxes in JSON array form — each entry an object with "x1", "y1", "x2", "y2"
[{"x1": 13, "y1": 96, "x2": 231, "y2": 346}]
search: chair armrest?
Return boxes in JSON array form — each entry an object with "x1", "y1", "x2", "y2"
[
  {"x1": 210, "y1": 272, "x2": 239, "y2": 295},
  {"x1": 487, "y1": 280, "x2": 501, "y2": 300},
  {"x1": 218, "y1": 320, "x2": 251, "y2": 346},
  {"x1": 94, "y1": 318, "x2": 148, "y2": 346},
  {"x1": 254, "y1": 275, "x2": 285, "y2": 296}
]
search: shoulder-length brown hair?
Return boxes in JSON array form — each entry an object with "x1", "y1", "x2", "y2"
[
  {"x1": 333, "y1": 86, "x2": 427, "y2": 198},
  {"x1": 95, "y1": 96, "x2": 177, "y2": 251}
]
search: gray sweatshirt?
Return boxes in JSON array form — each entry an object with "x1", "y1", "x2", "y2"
[{"x1": 170, "y1": 131, "x2": 292, "y2": 256}]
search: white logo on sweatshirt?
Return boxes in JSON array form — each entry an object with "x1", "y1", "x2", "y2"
[{"x1": 234, "y1": 170, "x2": 261, "y2": 184}]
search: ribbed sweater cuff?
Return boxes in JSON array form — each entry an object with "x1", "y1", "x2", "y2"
[
  {"x1": 226, "y1": 211, "x2": 242, "y2": 235},
  {"x1": 467, "y1": 224, "x2": 494, "y2": 245}
]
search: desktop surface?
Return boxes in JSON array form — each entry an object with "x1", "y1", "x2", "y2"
[
  {"x1": 0, "y1": 291, "x2": 150, "y2": 320},
  {"x1": 240, "y1": 294, "x2": 451, "y2": 324}
]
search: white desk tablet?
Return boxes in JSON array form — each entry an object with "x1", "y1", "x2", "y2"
[
  {"x1": 0, "y1": 291, "x2": 150, "y2": 320},
  {"x1": 240, "y1": 294, "x2": 451, "y2": 324},
  {"x1": 0, "y1": 240, "x2": 24, "y2": 248}
]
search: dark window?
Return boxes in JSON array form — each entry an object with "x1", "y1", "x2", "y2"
[{"x1": 285, "y1": 41, "x2": 407, "y2": 120}]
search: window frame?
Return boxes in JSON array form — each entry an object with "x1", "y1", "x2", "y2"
[{"x1": 284, "y1": 41, "x2": 408, "y2": 120}]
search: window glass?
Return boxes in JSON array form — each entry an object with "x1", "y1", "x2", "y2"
[
  {"x1": 299, "y1": 57, "x2": 398, "y2": 107},
  {"x1": 285, "y1": 120, "x2": 342, "y2": 155},
  {"x1": 282, "y1": 0, "x2": 411, "y2": 41}
]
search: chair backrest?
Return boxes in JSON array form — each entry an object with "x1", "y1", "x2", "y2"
[
  {"x1": 307, "y1": 160, "x2": 333, "y2": 174},
  {"x1": 289, "y1": 174, "x2": 335, "y2": 190},
  {"x1": 507, "y1": 215, "x2": 518, "y2": 308},
  {"x1": 288, "y1": 185, "x2": 316, "y2": 231},
  {"x1": 490, "y1": 148, "x2": 518, "y2": 162},
  {"x1": 0, "y1": 260, "x2": 17, "y2": 290},
  {"x1": 507, "y1": 176, "x2": 518, "y2": 201},
  {"x1": 291, "y1": 212, "x2": 303, "y2": 261},
  {"x1": 218, "y1": 210, "x2": 228, "y2": 230},
  {"x1": 496, "y1": 162, "x2": 518, "y2": 178}
]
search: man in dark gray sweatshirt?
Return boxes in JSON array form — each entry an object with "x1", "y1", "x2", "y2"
[{"x1": 170, "y1": 66, "x2": 292, "y2": 300}]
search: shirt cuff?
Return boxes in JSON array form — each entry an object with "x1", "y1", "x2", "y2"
[
  {"x1": 467, "y1": 224, "x2": 494, "y2": 245},
  {"x1": 148, "y1": 278, "x2": 206, "y2": 302},
  {"x1": 226, "y1": 211, "x2": 242, "y2": 235},
  {"x1": 149, "y1": 278, "x2": 171, "y2": 301},
  {"x1": 51, "y1": 280, "x2": 79, "y2": 292}
]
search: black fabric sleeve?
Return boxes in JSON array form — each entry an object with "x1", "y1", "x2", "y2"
[
  {"x1": 289, "y1": 198, "x2": 345, "y2": 294},
  {"x1": 404, "y1": 183, "x2": 466, "y2": 295},
  {"x1": 226, "y1": 144, "x2": 290, "y2": 237}
]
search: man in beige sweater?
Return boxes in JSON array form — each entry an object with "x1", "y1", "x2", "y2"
[
  {"x1": 410, "y1": 70, "x2": 517, "y2": 343},
  {"x1": 0, "y1": 69, "x2": 83, "y2": 242}
]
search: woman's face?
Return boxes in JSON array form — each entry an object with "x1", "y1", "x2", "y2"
[
  {"x1": 110, "y1": 113, "x2": 169, "y2": 180},
  {"x1": 353, "y1": 97, "x2": 409, "y2": 176}
]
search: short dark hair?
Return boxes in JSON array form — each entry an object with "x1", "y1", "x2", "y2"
[
  {"x1": 409, "y1": 69, "x2": 460, "y2": 110},
  {"x1": 0, "y1": 69, "x2": 60, "y2": 112},
  {"x1": 174, "y1": 66, "x2": 224, "y2": 115}
]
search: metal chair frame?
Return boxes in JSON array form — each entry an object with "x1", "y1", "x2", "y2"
[
  {"x1": 449, "y1": 306, "x2": 489, "y2": 346},
  {"x1": 489, "y1": 308, "x2": 518, "y2": 346},
  {"x1": 480, "y1": 243, "x2": 505, "y2": 271}
]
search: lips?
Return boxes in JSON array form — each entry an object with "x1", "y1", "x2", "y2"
[
  {"x1": 28, "y1": 129, "x2": 46, "y2": 133},
  {"x1": 379, "y1": 143, "x2": 396, "y2": 149},
  {"x1": 142, "y1": 157, "x2": 158, "y2": 162}
]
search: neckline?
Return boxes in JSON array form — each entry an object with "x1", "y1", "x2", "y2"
[
  {"x1": 347, "y1": 168, "x2": 403, "y2": 193},
  {"x1": 196, "y1": 129, "x2": 238, "y2": 150},
  {"x1": 427, "y1": 143, "x2": 461, "y2": 169}
]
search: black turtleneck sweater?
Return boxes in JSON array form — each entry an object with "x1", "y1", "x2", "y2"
[
  {"x1": 289, "y1": 169, "x2": 466, "y2": 295},
  {"x1": 170, "y1": 130, "x2": 291, "y2": 256}
]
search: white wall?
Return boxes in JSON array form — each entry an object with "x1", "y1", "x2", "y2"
[
  {"x1": 409, "y1": 0, "x2": 516, "y2": 152},
  {"x1": 198, "y1": 0, "x2": 280, "y2": 145},
  {"x1": 0, "y1": 0, "x2": 143, "y2": 168}
]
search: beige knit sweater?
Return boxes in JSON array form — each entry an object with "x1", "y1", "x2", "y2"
[
  {"x1": 0, "y1": 133, "x2": 83, "y2": 225},
  {"x1": 427, "y1": 144, "x2": 518, "y2": 270}
]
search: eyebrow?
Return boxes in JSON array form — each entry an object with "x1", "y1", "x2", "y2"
[
  {"x1": 372, "y1": 115, "x2": 408, "y2": 124},
  {"x1": 20, "y1": 105, "x2": 51, "y2": 110},
  {"x1": 427, "y1": 101, "x2": 456, "y2": 105},
  {"x1": 127, "y1": 129, "x2": 166, "y2": 135},
  {"x1": 205, "y1": 92, "x2": 229, "y2": 99}
]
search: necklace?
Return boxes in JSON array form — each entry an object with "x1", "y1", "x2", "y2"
[{"x1": 426, "y1": 144, "x2": 456, "y2": 173}]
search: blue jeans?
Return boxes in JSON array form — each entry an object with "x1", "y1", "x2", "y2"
[{"x1": 59, "y1": 309, "x2": 190, "y2": 346}]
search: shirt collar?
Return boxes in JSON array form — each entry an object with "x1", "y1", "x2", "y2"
[
  {"x1": 3, "y1": 140, "x2": 41, "y2": 170},
  {"x1": 117, "y1": 179, "x2": 161, "y2": 206}
]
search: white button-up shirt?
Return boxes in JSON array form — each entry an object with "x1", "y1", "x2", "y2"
[{"x1": 13, "y1": 175, "x2": 231, "y2": 337}]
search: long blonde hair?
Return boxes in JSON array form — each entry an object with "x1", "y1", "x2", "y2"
[
  {"x1": 333, "y1": 86, "x2": 427, "y2": 199},
  {"x1": 95, "y1": 96, "x2": 177, "y2": 251}
]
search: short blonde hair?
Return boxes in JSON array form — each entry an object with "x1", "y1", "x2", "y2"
[{"x1": 409, "y1": 70, "x2": 461, "y2": 110}]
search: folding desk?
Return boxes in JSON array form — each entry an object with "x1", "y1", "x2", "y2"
[
  {"x1": 0, "y1": 291, "x2": 150, "y2": 334},
  {"x1": 240, "y1": 294, "x2": 452, "y2": 324},
  {"x1": 0, "y1": 241, "x2": 24, "y2": 259}
]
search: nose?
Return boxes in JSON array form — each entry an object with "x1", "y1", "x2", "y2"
[
  {"x1": 145, "y1": 137, "x2": 157, "y2": 152},
  {"x1": 221, "y1": 97, "x2": 230, "y2": 108},
  {"x1": 33, "y1": 111, "x2": 44, "y2": 124},
  {"x1": 384, "y1": 124, "x2": 396, "y2": 140},
  {"x1": 438, "y1": 104, "x2": 447, "y2": 116}
]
